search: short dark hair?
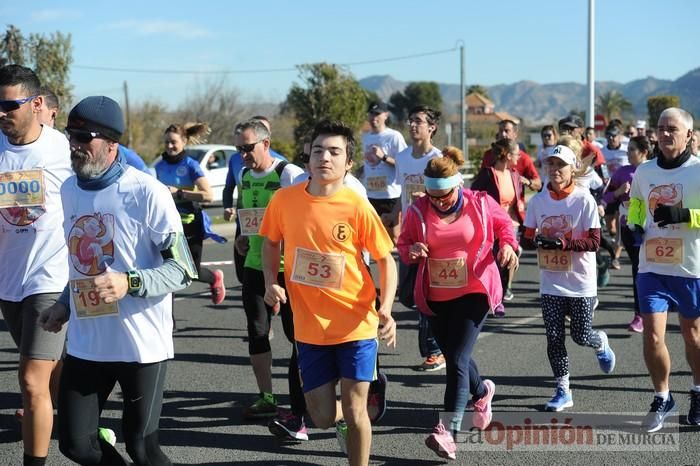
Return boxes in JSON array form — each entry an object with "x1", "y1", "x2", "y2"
[
  {"x1": 0, "y1": 64, "x2": 41, "y2": 96},
  {"x1": 311, "y1": 120, "x2": 356, "y2": 162},
  {"x1": 40, "y1": 85, "x2": 59, "y2": 109},
  {"x1": 409, "y1": 105, "x2": 441, "y2": 136}
]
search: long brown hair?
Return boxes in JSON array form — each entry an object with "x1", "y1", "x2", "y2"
[{"x1": 164, "y1": 122, "x2": 211, "y2": 145}]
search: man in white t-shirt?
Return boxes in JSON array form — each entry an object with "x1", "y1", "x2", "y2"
[
  {"x1": 0, "y1": 64, "x2": 71, "y2": 466},
  {"x1": 361, "y1": 101, "x2": 407, "y2": 243},
  {"x1": 39, "y1": 96, "x2": 191, "y2": 465},
  {"x1": 385, "y1": 105, "x2": 446, "y2": 372},
  {"x1": 601, "y1": 124, "x2": 629, "y2": 176}
]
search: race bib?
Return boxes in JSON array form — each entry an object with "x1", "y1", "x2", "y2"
[
  {"x1": 405, "y1": 183, "x2": 424, "y2": 205},
  {"x1": 366, "y1": 176, "x2": 388, "y2": 192},
  {"x1": 646, "y1": 238, "x2": 683, "y2": 264},
  {"x1": 538, "y1": 250, "x2": 573, "y2": 272},
  {"x1": 291, "y1": 247, "x2": 345, "y2": 290},
  {"x1": 70, "y1": 278, "x2": 118, "y2": 319},
  {"x1": 428, "y1": 257, "x2": 467, "y2": 288},
  {"x1": 0, "y1": 169, "x2": 45, "y2": 208},
  {"x1": 238, "y1": 208, "x2": 265, "y2": 236}
]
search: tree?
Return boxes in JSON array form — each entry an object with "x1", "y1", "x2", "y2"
[
  {"x1": 126, "y1": 100, "x2": 171, "y2": 163},
  {"x1": 596, "y1": 90, "x2": 632, "y2": 121},
  {"x1": 388, "y1": 81, "x2": 442, "y2": 124},
  {"x1": 647, "y1": 95, "x2": 681, "y2": 128},
  {"x1": 467, "y1": 84, "x2": 490, "y2": 99},
  {"x1": 283, "y1": 63, "x2": 367, "y2": 156}
]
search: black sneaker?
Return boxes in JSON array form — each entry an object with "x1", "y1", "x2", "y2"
[
  {"x1": 688, "y1": 390, "x2": 700, "y2": 426},
  {"x1": 642, "y1": 394, "x2": 677, "y2": 432},
  {"x1": 367, "y1": 371, "x2": 388, "y2": 423}
]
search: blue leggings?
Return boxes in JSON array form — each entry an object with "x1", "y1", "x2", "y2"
[{"x1": 427, "y1": 293, "x2": 489, "y2": 431}]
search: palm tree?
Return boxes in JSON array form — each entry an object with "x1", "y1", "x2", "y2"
[{"x1": 596, "y1": 90, "x2": 633, "y2": 121}]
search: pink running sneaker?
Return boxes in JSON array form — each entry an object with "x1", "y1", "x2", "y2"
[
  {"x1": 472, "y1": 379, "x2": 495, "y2": 430},
  {"x1": 210, "y1": 269, "x2": 226, "y2": 305},
  {"x1": 628, "y1": 314, "x2": 643, "y2": 333},
  {"x1": 425, "y1": 421, "x2": 456, "y2": 460}
]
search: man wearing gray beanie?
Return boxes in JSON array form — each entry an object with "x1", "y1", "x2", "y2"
[{"x1": 39, "y1": 96, "x2": 194, "y2": 466}]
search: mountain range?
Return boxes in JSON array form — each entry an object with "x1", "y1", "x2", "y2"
[{"x1": 359, "y1": 67, "x2": 700, "y2": 125}]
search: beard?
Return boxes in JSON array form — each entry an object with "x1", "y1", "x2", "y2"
[{"x1": 71, "y1": 144, "x2": 110, "y2": 179}]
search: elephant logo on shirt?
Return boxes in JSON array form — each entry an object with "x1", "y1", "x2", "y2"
[
  {"x1": 0, "y1": 206, "x2": 45, "y2": 226},
  {"x1": 540, "y1": 214, "x2": 573, "y2": 241},
  {"x1": 68, "y1": 213, "x2": 115, "y2": 275},
  {"x1": 648, "y1": 184, "x2": 682, "y2": 214}
]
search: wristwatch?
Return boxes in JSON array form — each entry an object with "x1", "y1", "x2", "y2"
[
  {"x1": 381, "y1": 154, "x2": 388, "y2": 163},
  {"x1": 127, "y1": 270, "x2": 142, "y2": 296},
  {"x1": 176, "y1": 189, "x2": 184, "y2": 201}
]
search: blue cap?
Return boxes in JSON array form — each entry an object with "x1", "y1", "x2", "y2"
[{"x1": 67, "y1": 96, "x2": 124, "y2": 142}]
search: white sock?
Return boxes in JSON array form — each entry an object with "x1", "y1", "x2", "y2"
[
  {"x1": 556, "y1": 374, "x2": 570, "y2": 393},
  {"x1": 655, "y1": 391, "x2": 669, "y2": 401},
  {"x1": 691, "y1": 385, "x2": 700, "y2": 393}
]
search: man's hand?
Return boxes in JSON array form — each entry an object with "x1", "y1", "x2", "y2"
[
  {"x1": 364, "y1": 145, "x2": 384, "y2": 165},
  {"x1": 408, "y1": 242, "x2": 429, "y2": 262},
  {"x1": 377, "y1": 307, "x2": 396, "y2": 348},
  {"x1": 653, "y1": 205, "x2": 690, "y2": 227},
  {"x1": 38, "y1": 302, "x2": 69, "y2": 333},
  {"x1": 234, "y1": 235, "x2": 249, "y2": 256},
  {"x1": 223, "y1": 207, "x2": 235, "y2": 222},
  {"x1": 94, "y1": 272, "x2": 128, "y2": 303},
  {"x1": 264, "y1": 283, "x2": 287, "y2": 310},
  {"x1": 497, "y1": 244, "x2": 519, "y2": 271},
  {"x1": 535, "y1": 235, "x2": 563, "y2": 250}
]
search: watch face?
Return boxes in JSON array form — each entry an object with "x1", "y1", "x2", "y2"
[{"x1": 130, "y1": 277, "x2": 140, "y2": 288}]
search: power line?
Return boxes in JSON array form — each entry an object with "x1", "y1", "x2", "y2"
[{"x1": 72, "y1": 46, "x2": 458, "y2": 75}]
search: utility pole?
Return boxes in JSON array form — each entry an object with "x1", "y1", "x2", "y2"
[
  {"x1": 459, "y1": 41, "x2": 468, "y2": 163},
  {"x1": 587, "y1": 0, "x2": 595, "y2": 127},
  {"x1": 123, "y1": 81, "x2": 132, "y2": 147}
]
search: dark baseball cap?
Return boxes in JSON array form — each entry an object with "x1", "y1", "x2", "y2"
[
  {"x1": 367, "y1": 101, "x2": 389, "y2": 114},
  {"x1": 605, "y1": 126, "x2": 621, "y2": 137},
  {"x1": 558, "y1": 115, "x2": 584, "y2": 130}
]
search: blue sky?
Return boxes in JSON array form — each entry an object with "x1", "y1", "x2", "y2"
[{"x1": 4, "y1": 0, "x2": 697, "y2": 108}]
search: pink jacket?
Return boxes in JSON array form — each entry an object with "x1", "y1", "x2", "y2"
[{"x1": 397, "y1": 188, "x2": 519, "y2": 315}]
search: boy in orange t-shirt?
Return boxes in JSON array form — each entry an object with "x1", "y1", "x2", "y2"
[{"x1": 260, "y1": 120, "x2": 397, "y2": 466}]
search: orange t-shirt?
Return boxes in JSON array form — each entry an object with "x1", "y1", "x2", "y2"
[{"x1": 259, "y1": 182, "x2": 394, "y2": 345}]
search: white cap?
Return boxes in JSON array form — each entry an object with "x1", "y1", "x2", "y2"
[
  {"x1": 636, "y1": 120, "x2": 647, "y2": 130},
  {"x1": 546, "y1": 145, "x2": 577, "y2": 166}
]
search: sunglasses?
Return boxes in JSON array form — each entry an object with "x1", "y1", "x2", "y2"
[
  {"x1": 238, "y1": 140, "x2": 263, "y2": 153},
  {"x1": 0, "y1": 95, "x2": 38, "y2": 112},
  {"x1": 425, "y1": 187, "x2": 455, "y2": 202},
  {"x1": 65, "y1": 128, "x2": 104, "y2": 144}
]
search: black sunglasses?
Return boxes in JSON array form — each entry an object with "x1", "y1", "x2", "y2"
[
  {"x1": 0, "y1": 95, "x2": 38, "y2": 112},
  {"x1": 238, "y1": 140, "x2": 263, "y2": 153},
  {"x1": 425, "y1": 187, "x2": 455, "y2": 202},
  {"x1": 65, "y1": 128, "x2": 104, "y2": 144}
]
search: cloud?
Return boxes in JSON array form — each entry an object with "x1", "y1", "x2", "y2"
[
  {"x1": 105, "y1": 20, "x2": 211, "y2": 39},
  {"x1": 31, "y1": 9, "x2": 82, "y2": 22}
]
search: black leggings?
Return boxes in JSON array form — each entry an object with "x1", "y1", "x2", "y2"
[
  {"x1": 58, "y1": 355, "x2": 171, "y2": 466},
  {"x1": 620, "y1": 226, "x2": 640, "y2": 315},
  {"x1": 183, "y1": 214, "x2": 215, "y2": 285}
]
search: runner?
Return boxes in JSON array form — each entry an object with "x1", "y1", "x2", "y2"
[
  {"x1": 0, "y1": 64, "x2": 71, "y2": 466},
  {"x1": 627, "y1": 107, "x2": 700, "y2": 432},
  {"x1": 260, "y1": 120, "x2": 397, "y2": 466},
  {"x1": 39, "y1": 95, "x2": 189, "y2": 466},
  {"x1": 398, "y1": 146, "x2": 519, "y2": 461},
  {"x1": 522, "y1": 144, "x2": 616, "y2": 412}
]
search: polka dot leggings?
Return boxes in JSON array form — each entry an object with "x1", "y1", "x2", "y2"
[{"x1": 541, "y1": 294, "x2": 602, "y2": 378}]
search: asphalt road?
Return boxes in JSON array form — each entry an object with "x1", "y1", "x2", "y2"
[{"x1": 1, "y1": 221, "x2": 699, "y2": 465}]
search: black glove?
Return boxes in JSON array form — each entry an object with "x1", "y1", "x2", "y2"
[
  {"x1": 653, "y1": 205, "x2": 690, "y2": 227},
  {"x1": 535, "y1": 235, "x2": 563, "y2": 250}
]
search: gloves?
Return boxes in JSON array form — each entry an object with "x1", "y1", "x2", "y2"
[
  {"x1": 653, "y1": 205, "x2": 690, "y2": 228},
  {"x1": 535, "y1": 235, "x2": 563, "y2": 250}
]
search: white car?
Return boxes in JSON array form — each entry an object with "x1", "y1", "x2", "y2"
[{"x1": 151, "y1": 144, "x2": 237, "y2": 206}]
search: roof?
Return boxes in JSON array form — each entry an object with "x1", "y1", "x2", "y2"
[{"x1": 465, "y1": 92, "x2": 494, "y2": 108}]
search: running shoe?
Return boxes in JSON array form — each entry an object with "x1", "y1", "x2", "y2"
[
  {"x1": 503, "y1": 289, "x2": 514, "y2": 301},
  {"x1": 493, "y1": 303, "x2": 506, "y2": 318},
  {"x1": 268, "y1": 409, "x2": 309, "y2": 441},
  {"x1": 642, "y1": 394, "x2": 676, "y2": 432},
  {"x1": 98, "y1": 427, "x2": 117, "y2": 447},
  {"x1": 687, "y1": 390, "x2": 700, "y2": 426},
  {"x1": 545, "y1": 387, "x2": 573, "y2": 412},
  {"x1": 628, "y1": 314, "x2": 644, "y2": 333},
  {"x1": 425, "y1": 421, "x2": 456, "y2": 461},
  {"x1": 14, "y1": 408, "x2": 23, "y2": 423},
  {"x1": 597, "y1": 267, "x2": 610, "y2": 288},
  {"x1": 210, "y1": 269, "x2": 226, "y2": 305},
  {"x1": 595, "y1": 331, "x2": 616, "y2": 374},
  {"x1": 367, "y1": 371, "x2": 388, "y2": 424},
  {"x1": 416, "y1": 354, "x2": 446, "y2": 372},
  {"x1": 243, "y1": 392, "x2": 278, "y2": 419},
  {"x1": 472, "y1": 379, "x2": 495, "y2": 430},
  {"x1": 610, "y1": 258, "x2": 621, "y2": 270},
  {"x1": 335, "y1": 420, "x2": 348, "y2": 455}
]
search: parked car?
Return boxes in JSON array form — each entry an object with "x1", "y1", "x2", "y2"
[{"x1": 150, "y1": 144, "x2": 237, "y2": 206}]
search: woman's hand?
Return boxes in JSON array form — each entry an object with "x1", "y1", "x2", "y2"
[
  {"x1": 497, "y1": 244, "x2": 519, "y2": 271},
  {"x1": 408, "y1": 242, "x2": 429, "y2": 262}
]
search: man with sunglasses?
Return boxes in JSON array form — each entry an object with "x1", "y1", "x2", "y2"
[
  {"x1": 0, "y1": 64, "x2": 71, "y2": 466},
  {"x1": 39, "y1": 95, "x2": 190, "y2": 465}
]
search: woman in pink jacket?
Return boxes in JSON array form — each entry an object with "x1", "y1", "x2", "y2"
[{"x1": 397, "y1": 146, "x2": 519, "y2": 461}]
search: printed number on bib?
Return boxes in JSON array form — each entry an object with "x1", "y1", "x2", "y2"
[
  {"x1": 646, "y1": 238, "x2": 683, "y2": 264},
  {"x1": 70, "y1": 278, "x2": 118, "y2": 319},
  {"x1": 405, "y1": 183, "x2": 424, "y2": 205},
  {"x1": 366, "y1": 176, "x2": 388, "y2": 192},
  {"x1": 237, "y1": 208, "x2": 265, "y2": 236},
  {"x1": 291, "y1": 247, "x2": 345, "y2": 290},
  {"x1": 538, "y1": 250, "x2": 573, "y2": 272},
  {"x1": 428, "y1": 258, "x2": 467, "y2": 288},
  {"x1": 0, "y1": 169, "x2": 45, "y2": 208}
]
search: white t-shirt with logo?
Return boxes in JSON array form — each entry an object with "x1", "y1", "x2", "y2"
[
  {"x1": 0, "y1": 126, "x2": 71, "y2": 301},
  {"x1": 630, "y1": 156, "x2": 700, "y2": 278},
  {"x1": 361, "y1": 128, "x2": 407, "y2": 199},
  {"x1": 601, "y1": 145, "x2": 629, "y2": 176},
  {"x1": 395, "y1": 146, "x2": 442, "y2": 215},
  {"x1": 61, "y1": 167, "x2": 183, "y2": 363},
  {"x1": 524, "y1": 186, "x2": 600, "y2": 297}
]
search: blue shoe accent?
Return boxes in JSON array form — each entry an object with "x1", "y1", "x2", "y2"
[
  {"x1": 596, "y1": 331, "x2": 616, "y2": 374},
  {"x1": 545, "y1": 387, "x2": 573, "y2": 412},
  {"x1": 642, "y1": 394, "x2": 677, "y2": 432}
]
